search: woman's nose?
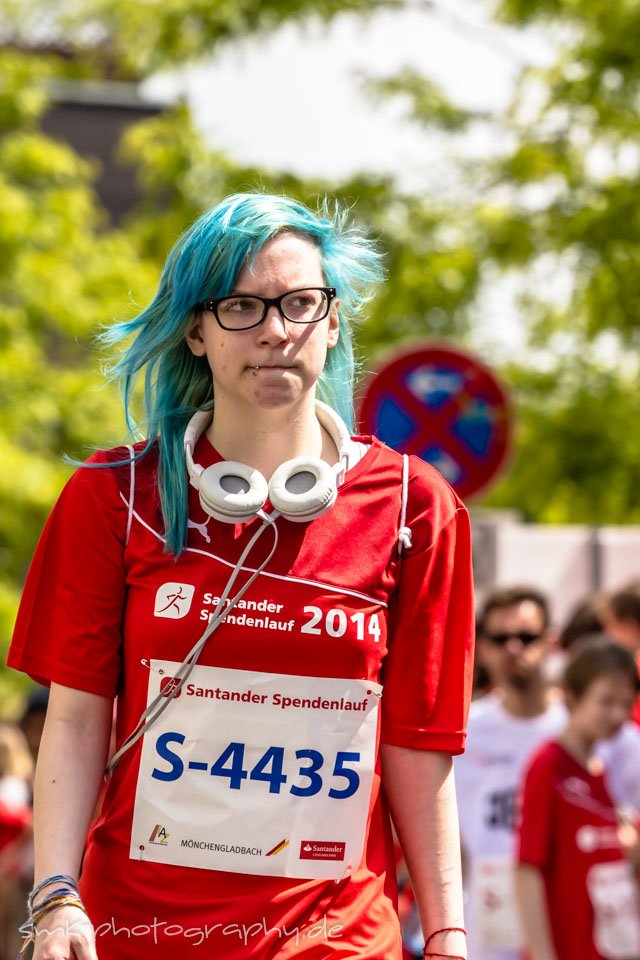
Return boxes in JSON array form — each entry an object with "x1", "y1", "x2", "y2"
[{"x1": 258, "y1": 305, "x2": 290, "y2": 343}]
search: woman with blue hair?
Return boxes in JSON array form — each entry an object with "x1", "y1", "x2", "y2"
[{"x1": 9, "y1": 193, "x2": 473, "y2": 960}]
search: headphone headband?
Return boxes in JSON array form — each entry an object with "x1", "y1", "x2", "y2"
[{"x1": 184, "y1": 401, "x2": 352, "y2": 523}]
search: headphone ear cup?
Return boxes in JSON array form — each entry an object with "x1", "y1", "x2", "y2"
[
  {"x1": 197, "y1": 461, "x2": 269, "y2": 523},
  {"x1": 269, "y1": 457, "x2": 337, "y2": 522}
]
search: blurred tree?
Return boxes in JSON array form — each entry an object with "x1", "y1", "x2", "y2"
[
  {"x1": 482, "y1": 0, "x2": 640, "y2": 518},
  {"x1": 117, "y1": 106, "x2": 484, "y2": 347},
  {"x1": 369, "y1": 1, "x2": 640, "y2": 524},
  {"x1": 488, "y1": 0, "x2": 640, "y2": 346},
  {"x1": 0, "y1": 48, "x2": 161, "y2": 706},
  {"x1": 0, "y1": 0, "x2": 401, "y2": 77},
  {"x1": 482, "y1": 360, "x2": 640, "y2": 523},
  {"x1": 0, "y1": 3, "x2": 484, "y2": 707}
]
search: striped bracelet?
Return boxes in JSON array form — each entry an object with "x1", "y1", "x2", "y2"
[
  {"x1": 20, "y1": 886, "x2": 88, "y2": 959},
  {"x1": 28, "y1": 873, "x2": 79, "y2": 911}
]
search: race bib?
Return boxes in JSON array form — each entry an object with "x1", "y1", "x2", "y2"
[
  {"x1": 130, "y1": 660, "x2": 381, "y2": 879},
  {"x1": 472, "y1": 856, "x2": 523, "y2": 950},
  {"x1": 588, "y1": 860, "x2": 640, "y2": 959}
]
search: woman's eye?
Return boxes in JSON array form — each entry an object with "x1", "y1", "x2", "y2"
[
  {"x1": 227, "y1": 299, "x2": 258, "y2": 312},
  {"x1": 290, "y1": 296, "x2": 314, "y2": 308}
]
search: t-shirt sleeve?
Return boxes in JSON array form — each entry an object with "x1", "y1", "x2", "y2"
[
  {"x1": 380, "y1": 464, "x2": 475, "y2": 754},
  {"x1": 517, "y1": 746, "x2": 555, "y2": 870},
  {"x1": 7, "y1": 451, "x2": 130, "y2": 698}
]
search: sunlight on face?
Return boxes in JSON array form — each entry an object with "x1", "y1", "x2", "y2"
[{"x1": 187, "y1": 233, "x2": 339, "y2": 415}]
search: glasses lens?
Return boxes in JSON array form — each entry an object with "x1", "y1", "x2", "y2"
[
  {"x1": 281, "y1": 289, "x2": 328, "y2": 324},
  {"x1": 217, "y1": 296, "x2": 264, "y2": 329},
  {"x1": 486, "y1": 631, "x2": 542, "y2": 646}
]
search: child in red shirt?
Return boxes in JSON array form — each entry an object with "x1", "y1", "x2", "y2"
[{"x1": 517, "y1": 637, "x2": 640, "y2": 960}]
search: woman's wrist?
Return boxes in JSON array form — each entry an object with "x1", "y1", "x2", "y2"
[
  {"x1": 422, "y1": 925, "x2": 467, "y2": 959},
  {"x1": 29, "y1": 873, "x2": 80, "y2": 910},
  {"x1": 19, "y1": 875, "x2": 89, "y2": 958}
]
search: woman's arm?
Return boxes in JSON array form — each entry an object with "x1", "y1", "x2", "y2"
[
  {"x1": 381, "y1": 744, "x2": 466, "y2": 960},
  {"x1": 515, "y1": 864, "x2": 557, "y2": 960},
  {"x1": 30, "y1": 682, "x2": 113, "y2": 960}
]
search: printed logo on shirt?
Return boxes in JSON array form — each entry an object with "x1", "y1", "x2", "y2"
[
  {"x1": 154, "y1": 583, "x2": 196, "y2": 619},
  {"x1": 576, "y1": 825, "x2": 619, "y2": 853},
  {"x1": 563, "y1": 776, "x2": 592, "y2": 798},
  {"x1": 149, "y1": 824, "x2": 170, "y2": 845},
  {"x1": 299, "y1": 841, "x2": 346, "y2": 861}
]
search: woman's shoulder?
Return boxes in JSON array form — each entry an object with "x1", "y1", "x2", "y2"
[
  {"x1": 82, "y1": 440, "x2": 158, "y2": 474},
  {"x1": 86, "y1": 439, "x2": 157, "y2": 466},
  {"x1": 67, "y1": 440, "x2": 159, "y2": 503}
]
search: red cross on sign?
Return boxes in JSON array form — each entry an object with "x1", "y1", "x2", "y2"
[{"x1": 356, "y1": 343, "x2": 512, "y2": 499}]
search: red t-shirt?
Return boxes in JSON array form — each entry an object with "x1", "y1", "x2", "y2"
[
  {"x1": 518, "y1": 740, "x2": 640, "y2": 960},
  {"x1": 9, "y1": 436, "x2": 474, "y2": 960}
]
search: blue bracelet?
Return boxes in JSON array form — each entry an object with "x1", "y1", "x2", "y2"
[
  {"x1": 28, "y1": 874, "x2": 79, "y2": 911},
  {"x1": 31, "y1": 887, "x2": 80, "y2": 911}
]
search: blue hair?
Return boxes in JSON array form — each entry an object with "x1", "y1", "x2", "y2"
[{"x1": 100, "y1": 193, "x2": 384, "y2": 556}]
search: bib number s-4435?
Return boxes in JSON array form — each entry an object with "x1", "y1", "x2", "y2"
[{"x1": 130, "y1": 661, "x2": 381, "y2": 879}]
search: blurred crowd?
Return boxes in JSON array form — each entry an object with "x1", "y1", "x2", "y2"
[
  {"x1": 3, "y1": 580, "x2": 640, "y2": 960},
  {"x1": 400, "y1": 577, "x2": 640, "y2": 960},
  {"x1": 0, "y1": 688, "x2": 48, "y2": 960}
]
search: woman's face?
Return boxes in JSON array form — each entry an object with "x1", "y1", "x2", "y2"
[{"x1": 186, "y1": 233, "x2": 339, "y2": 414}]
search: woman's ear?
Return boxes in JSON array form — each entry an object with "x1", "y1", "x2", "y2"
[
  {"x1": 327, "y1": 299, "x2": 340, "y2": 349},
  {"x1": 186, "y1": 312, "x2": 207, "y2": 357}
]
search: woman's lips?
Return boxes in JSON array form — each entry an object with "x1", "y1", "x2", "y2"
[{"x1": 250, "y1": 364, "x2": 293, "y2": 370}]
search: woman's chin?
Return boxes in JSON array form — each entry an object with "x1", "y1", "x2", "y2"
[{"x1": 250, "y1": 380, "x2": 312, "y2": 410}]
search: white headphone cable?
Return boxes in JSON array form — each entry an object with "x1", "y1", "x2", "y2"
[{"x1": 106, "y1": 511, "x2": 279, "y2": 776}]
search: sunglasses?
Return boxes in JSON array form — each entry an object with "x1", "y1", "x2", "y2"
[{"x1": 483, "y1": 631, "x2": 544, "y2": 647}]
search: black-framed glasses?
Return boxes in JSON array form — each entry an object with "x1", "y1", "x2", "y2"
[
  {"x1": 484, "y1": 631, "x2": 544, "y2": 647},
  {"x1": 199, "y1": 286, "x2": 336, "y2": 331}
]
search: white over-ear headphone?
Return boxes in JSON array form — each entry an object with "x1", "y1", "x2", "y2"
[{"x1": 184, "y1": 400, "x2": 351, "y2": 523}]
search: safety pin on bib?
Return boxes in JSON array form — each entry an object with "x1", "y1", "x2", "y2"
[{"x1": 140, "y1": 659, "x2": 168, "y2": 676}]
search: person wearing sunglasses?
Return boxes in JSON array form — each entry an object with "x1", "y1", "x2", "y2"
[
  {"x1": 8, "y1": 193, "x2": 474, "y2": 960},
  {"x1": 453, "y1": 586, "x2": 565, "y2": 960}
]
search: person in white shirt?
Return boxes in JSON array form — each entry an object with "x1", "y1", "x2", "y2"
[{"x1": 454, "y1": 586, "x2": 566, "y2": 960}]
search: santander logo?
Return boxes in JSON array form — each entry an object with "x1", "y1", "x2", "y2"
[{"x1": 160, "y1": 676, "x2": 182, "y2": 699}]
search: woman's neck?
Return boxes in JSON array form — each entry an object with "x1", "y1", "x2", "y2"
[{"x1": 207, "y1": 396, "x2": 338, "y2": 478}]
